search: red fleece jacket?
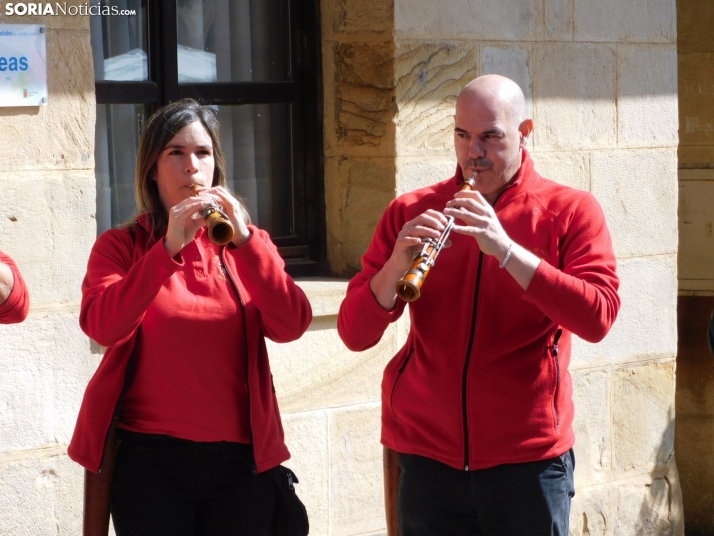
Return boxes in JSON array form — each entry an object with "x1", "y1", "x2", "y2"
[
  {"x1": 68, "y1": 215, "x2": 312, "y2": 473},
  {"x1": 0, "y1": 251, "x2": 29, "y2": 324},
  {"x1": 338, "y1": 151, "x2": 620, "y2": 470}
]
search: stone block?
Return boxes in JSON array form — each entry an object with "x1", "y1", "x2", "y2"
[
  {"x1": 481, "y1": 45, "x2": 532, "y2": 120},
  {"x1": 591, "y1": 149, "x2": 678, "y2": 258},
  {"x1": 618, "y1": 46, "x2": 678, "y2": 149},
  {"x1": 612, "y1": 361, "x2": 675, "y2": 473},
  {"x1": 571, "y1": 256, "x2": 677, "y2": 368},
  {"x1": 530, "y1": 151, "x2": 589, "y2": 191},
  {"x1": 0, "y1": 453, "x2": 83, "y2": 535},
  {"x1": 571, "y1": 370, "x2": 611, "y2": 488},
  {"x1": 0, "y1": 171, "x2": 96, "y2": 306},
  {"x1": 573, "y1": 0, "x2": 676, "y2": 43},
  {"x1": 330, "y1": 404, "x2": 384, "y2": 535},
  {"x1": 394, "y1": 0, "x2": 542, "y2": 41},
  {"x1": 325, "y1": 0, "x2": 394, "y2": 36},
  {"x1": 674, "y1": 417, "x2": 714, "y2": 532},
  {"x1": 328, "y1": 42, "x2": 396, "y2": 155},
  {"x1": 0, "y1": 31, "x2": 95, "y2": 172},
  {"x1": 324, "y1": 156, "x2": 396, "y2": 276},
  {"x1": 532, "y1": 45, "x2": 616, "y2": 151},
  {"x1": 0, "y1": 311, "x2": 97, "y2": 453},
  {"x1": 545, "y1": 0, "x2": 572, "y2": 41},
  {"x1": 569, "y1": 485, "x2": 611, "y2": 535},
  {"x1": 269, "y1": 318, "x2": 395, "y2": 413},
  {"x1": 678, "y1": 180, "x2": 714, "y2": 285},
  {"x1": 678, "y1": 52, "x2": 714, "y2": 152},
  {"x1": 395, "y1": 157, "x2": 457, "y2": 196},
  {"x1": 394, "y1": 42, "x2": 478, "y2": 156},
  {"x1": 282, "y1": 411, "x2": 330, "y2": 536},
  {"x1": 611, "y1": 475, "x2": 681, "y2": 535},
  {"x1": 294, "y1": 279, "x2": 348, "y2": 317}
]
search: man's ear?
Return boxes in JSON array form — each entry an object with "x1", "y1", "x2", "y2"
[{"x1": 519, "y1": 118, "x2": 534, "y2": 147}]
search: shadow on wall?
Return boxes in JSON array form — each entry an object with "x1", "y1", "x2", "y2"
[{"x1": 634, "y1": 418, "x2": 681, "y2": 536}]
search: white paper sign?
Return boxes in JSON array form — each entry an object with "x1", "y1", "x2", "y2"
[{"x1": 0, "y1": 24, "x2": 48, "y2": 106}]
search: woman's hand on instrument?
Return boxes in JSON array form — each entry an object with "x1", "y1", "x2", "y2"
[
  {"x1": 193, "y1": 186, "x2": 252, "y2": 247},
  {"x1": 164, "y1": 194, "x2": 216, "y2": 258}
]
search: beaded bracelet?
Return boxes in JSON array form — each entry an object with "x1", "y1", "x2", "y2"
[{"x1": 499, "y1": 243, "x2": 513, "y2": 269}]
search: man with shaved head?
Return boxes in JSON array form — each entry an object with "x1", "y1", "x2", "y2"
[
  {"x1": 338, "y1": 75, "x2": 620, "y2": 535},
  {"x1": 0, "y1": 251, "x2": 29, "y2": 324}
]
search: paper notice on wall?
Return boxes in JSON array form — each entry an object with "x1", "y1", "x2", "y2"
[{"x1": 0, "y1": 24, "x2": 48, "y2": 107}]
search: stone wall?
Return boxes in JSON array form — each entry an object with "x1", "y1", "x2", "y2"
[
  {"x1": 676, "y1": 0, "x2": 714, "y2": 533},
  {"x1": 0, "y1": 6, "x2": 97, "y2": 535},
  {"x1": 322, "y1": 0, "x2": 683, "y2": 534}
]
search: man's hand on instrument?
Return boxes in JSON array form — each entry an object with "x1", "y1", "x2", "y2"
[
  {"x1": 391, "y1": 210, "x2": 451, "y2": 272},
  {"x1": 444, "y1": 190, "x2": 510, "y2": 258},
  {"x1": 444, "y1": 190, "x2": 541, "y2": 291},
  {"x1": 370, "y1": 210, "x2": 449, "y2": 311}
]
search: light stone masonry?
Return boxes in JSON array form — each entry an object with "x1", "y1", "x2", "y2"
[
  {"x1": 573, "y1": 0, "x2": 676, "y2": 43},
  {"x1": 571, "y1": 256, "x2": 678, "y2": 367}
]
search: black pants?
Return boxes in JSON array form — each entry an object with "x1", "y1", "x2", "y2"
[
  {"x1": 398, "y1": 450, "x2": 575, "y2": 536},
  {"x1": 111, "y1": 430, "x2": 278, "y2": 536}
]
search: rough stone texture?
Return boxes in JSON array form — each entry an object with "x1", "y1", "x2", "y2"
[
  {"x1": 571, "y1": 370, "x2": 611, "y2": 489},
  {"x1": 573, "y1": 0, "x2": 676, "y2": 43},
  {"x1": 530, "y1": 151, "x2": 589, "y2": 191},
  {"x1": 532, "y1": 45, "x2": 617, "y2": 150},
  {"x1": 394, "y1": 42, "x2": 478, "y2": 156},
  {"x1": 324, "y1": 157, "x2": 396, "y2": 276},
  {"x1": 0, "y1": 311, "x2": 97, "y2": 453},
  {"x1": 331, "y1": 404, "x2": 384, "y2": 535},
  {"x1": 481, "y1": 45, "x2": 533, "y2": 120},
  {"x1": 0, "y1": 31, "x2": 95, "y2": 172},
  {"x1": 569, "y1": 485, "x2": 611, "y2": 535},
  {"x1": 618, "y1": 46, "x2": 679, "y2": 149},
  {"x1": 612, "y1": 476, "x2": 680, "y2": 535},
  {"x1": 282, "y1": 411, "x2": 331, "y2": 536},
  {"x1": 323, "y1": 0, "x2": 394, "y2": 36},
  {"x1": 545, "y1": 0, "x2": 573, "y2": 41},
  {"x1": 612, "y1": 361, "x2": 675, "y2": 473},
  {"x1": 591, "y1": 149, "x2": 678, "y2": 259},
  {"x1": 330, "y1": 42, "x2": 396, "y2": 155},
  {"x1": 0, "y1": 453, "x2": 83, "y2": 536},
  {"x1": 571, "y1": 256, "x2": 677, "y2": 368},
  {"x1": 394, "y1": 0, "x2": 543, "y2": 41},
  {"x1": 269, "y1": 318, "x2": 395, "y2": 413},
  {"x1": 678, "y1": 178, "x2": 714, "y2": 287},
  {"x1": 0, "y1": 171, "x2": 95, "y2": 306}
]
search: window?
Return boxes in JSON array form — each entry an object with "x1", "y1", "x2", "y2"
[{"x1": 90, "y1": 0, "x2": 323, "y2": 276}]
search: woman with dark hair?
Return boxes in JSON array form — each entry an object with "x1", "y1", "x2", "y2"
[{"x1": 69, "y1": 99, "x2": 312, "y2": 535}]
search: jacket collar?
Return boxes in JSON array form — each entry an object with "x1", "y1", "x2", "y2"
[{"x1": 454, "y1": 148, "x2": 537, "y2": 205}]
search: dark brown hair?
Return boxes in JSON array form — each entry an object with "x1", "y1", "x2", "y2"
[{"x1": 129, "y1": 98, "x2": 249, "y2": 232}]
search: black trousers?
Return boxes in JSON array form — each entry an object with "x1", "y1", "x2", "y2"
[
  {"x1": 398, "y1": 450, "x2": 575, "y2": 536},
  {"x1": 111, "y1": 430, "x2": 278, "y2": 536}
]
